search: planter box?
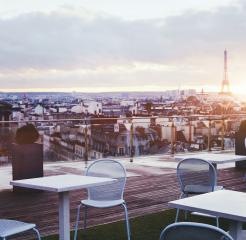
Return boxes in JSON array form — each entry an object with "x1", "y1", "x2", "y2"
[
  {"x1": 12, "y1": 143, "x2": 43, "y2": 192},
  {"x1": 235, "y1": 131, "x2": 246, "y2": 168}
]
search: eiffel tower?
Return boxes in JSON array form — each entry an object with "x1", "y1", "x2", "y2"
[{"x1": 220, "y1": 49, "x2": 231, "y2": 95}]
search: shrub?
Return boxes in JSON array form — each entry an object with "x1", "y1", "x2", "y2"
[{"x1": 15, "y1": 124, "x2": 39, "y2": 144}]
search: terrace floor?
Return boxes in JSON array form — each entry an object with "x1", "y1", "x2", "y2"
[{"x1": 0, "y1": 153, "x2": 246, "y2": 239}]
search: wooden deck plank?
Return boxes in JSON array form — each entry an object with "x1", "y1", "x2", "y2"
[{"x1": 0, "y1": 167, "x2": 245, "y2": 239}]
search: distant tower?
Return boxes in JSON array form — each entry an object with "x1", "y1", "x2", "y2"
[{"x1": 220, "y1": 49, "x2": 231, "y2": 95}]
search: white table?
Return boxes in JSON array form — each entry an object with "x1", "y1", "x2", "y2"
[
  {"x1": 169, "y1": 190, "x2": 246, "y2": 240},
  {"x1": 10, "y1": 174, "x2": 116, "y2": 240},
  {"x1": 175, "y1": 153, "x2": 246, "y2": 169}
]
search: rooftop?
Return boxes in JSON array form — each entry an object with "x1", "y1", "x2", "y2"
[{"x1": 0, "y1": 153, "x2": 245, "y2": 239}]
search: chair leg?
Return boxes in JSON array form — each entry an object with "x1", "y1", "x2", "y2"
[
  {"x1": 83, "y1": 205, "x2": 88, "y2": 231},
  {"x1": 122, "y1": 203, "x2": 131, "y2": 240},
  {"x1": 175, "y1": 208, "x2": 188, "y2": 222},
  {"x1": 184, "y1": 193, "x2": 189, "y2": 220},
  {"x1": 175, "y1": 192, "x2": 185, "y2": 222},
  {"x1": 216, "y1": 217, "x2": 219, "y2": 227},
  {"x1": 33, "y1": 228, "x2": 41, "y2": 240},
  {"x1": 175, "y1": 209, "x2": 180, "y2": 222},
  {"x1": 74, "y1": 203, "x2": 82, "y2": 240}
]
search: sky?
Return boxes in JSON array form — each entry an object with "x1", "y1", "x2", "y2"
[{"x1": 0, "y1": 0, "x2": 245, "y2": 93}]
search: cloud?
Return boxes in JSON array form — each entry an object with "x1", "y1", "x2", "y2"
[
  {"x1": 0, "y1": 1, "x2": 246, "y2": 90},
  {"x1": 0, "y1": 10, "x2": 169, "y2": 70}
]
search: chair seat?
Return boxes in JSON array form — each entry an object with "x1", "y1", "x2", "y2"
[
  {"x1": 184, "y1": 185, "x2": 223, "y2": 194},
  {"x1": 0, "y1": 219, "x2": 36, "y2": 238},
  {"x1": 81, "y1": 199, "x2": 125, "y2": 208}
]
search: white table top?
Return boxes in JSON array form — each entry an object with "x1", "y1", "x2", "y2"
[
  {"x1": 175, "y1": 153, "x2": 246, "y2": 164},
  {"x1": 169, "y1": 190, "x2": 246, "y2": 222},
  {"x1": 10, "y1": 174, "x2": 116, "y2": 192}
]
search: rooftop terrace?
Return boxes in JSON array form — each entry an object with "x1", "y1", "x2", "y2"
[{"x1": 1, "y1": 153, "x2": 246, "y2": 239}]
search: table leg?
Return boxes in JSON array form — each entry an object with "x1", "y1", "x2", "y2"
[
  {"x1": 59, "y1": 191, "x2": 70, "y2": 240},
  {"x1": 229, "y1": 220, "x2": 243, "y2": 240}
]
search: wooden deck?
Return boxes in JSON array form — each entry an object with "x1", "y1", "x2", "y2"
[{"x1": 0, "y1": 166, "x2": 246, "y2": 239}]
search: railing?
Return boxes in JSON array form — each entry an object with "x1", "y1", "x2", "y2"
[{"x1": 0, "y1": 114, "x2": 245, "y2": 166}]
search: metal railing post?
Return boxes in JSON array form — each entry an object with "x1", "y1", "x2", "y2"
[
  {"x1": 84, "y1": 125, "x2": 89, "y2": 168},
  {"x1": 130, "y1": 123, "x2": 134, "y2": 163},
  {"x1": 171, "y1": 121, "x2": 176, "y2": 155},
  {"x1": 208, "y1": 119, "x2": 212, "y2": 151},
  {"x1": 221, "y1": 118, "x2": 225, "y2": 151},
  {"x1": 188, "y1": 119, "x2": 192, "y2": 145}
]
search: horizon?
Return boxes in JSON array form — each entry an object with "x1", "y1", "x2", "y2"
[{"x1": 0, "y1": 88, "x2": 243, "y2": 97}]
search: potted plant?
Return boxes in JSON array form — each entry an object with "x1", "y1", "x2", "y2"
[{"x1": 12, "y1": 124, "x2": 43, "y2": 191}]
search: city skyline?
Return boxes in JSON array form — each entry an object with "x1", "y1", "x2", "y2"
[{"x1": 0, "y1": 0, "x2": 246, "y2": 94}]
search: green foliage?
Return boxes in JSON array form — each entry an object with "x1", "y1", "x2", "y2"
[{"x1": 15, "y1": 124, "x2": 39, "y2": 144}]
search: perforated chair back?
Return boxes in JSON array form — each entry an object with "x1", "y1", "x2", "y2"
[
  {"x1": 86, "y1": 159, "x2": 126, "y2": 201},
  {"x1": 160, "y1": 222, "x2": 233, "y2": 240},
  {"x1": 177, "y1": 158, "x2": 216, "y2": 194}
]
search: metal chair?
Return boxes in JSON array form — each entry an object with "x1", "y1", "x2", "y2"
[
  {"x1": 74, "y1": 159, "x2": 130, "y2": 240},
  {"x1": 175, "y1": 158, "x2": 223, "y2": 225},
  {"x1": 160, "y1": 222, "x2": 233, "y2": 240},
  {"x1": 0, "y1": 219, "x2": 41, "y2": 240}
]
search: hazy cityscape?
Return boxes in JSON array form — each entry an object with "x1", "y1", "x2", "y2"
[
  {"x1": 0, "y1": 83, "x2": 245, "y2": 164},
  {"x1": 1, "y1": 1, "x2": 246, "y2": 240}
]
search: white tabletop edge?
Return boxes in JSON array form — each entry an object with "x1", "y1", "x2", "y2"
[
  {"x1": 10, "y1": 181, "x2": 59, "y2": 192},
  {"x1": 10, "y1": 174, "x2": 117, "y2": 193},
  {"x1": 169, "y1": 201, "x2": 246, "y2": 223},
  {"x1": 174, "y1": 154, "x2": 246, "y2": 163},
  {"x1": 169, "y1": 190, "x2": 246, "y2": 223}
]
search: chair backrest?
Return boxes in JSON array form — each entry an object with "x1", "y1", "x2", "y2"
[
  {"x1": 160, "y1": 222, "x2": 233, "y2": 240},
  {"x1": 177, "y1": 158, "x2": 217, "y2": 193},
  {"x1": 85, "y1": 159, "x2": 126, "y2": 201}
]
